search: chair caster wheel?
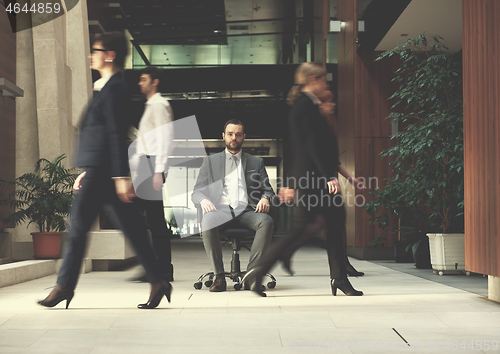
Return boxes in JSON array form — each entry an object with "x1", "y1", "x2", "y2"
[
  {"x1": 204, "y1": 280, "x2": 213, "y2": 288},
  {"x1": 234, "y1": 283, "x2": 242, "y2": 291},
  {"x1": 267, "y1": 281, "x2": 276, "y2": 289},
  {"x1": 194, "y1": 282, "x2": 202, "y2": 290}
]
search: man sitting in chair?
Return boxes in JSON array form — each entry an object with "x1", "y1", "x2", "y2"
[{"x1": 191, "y1": 119, "x2": 275, "y2": 292}]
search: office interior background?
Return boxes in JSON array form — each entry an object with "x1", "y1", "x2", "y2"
[{"x1": 0, "y1": 0, "x2": 499, "y2": 302}]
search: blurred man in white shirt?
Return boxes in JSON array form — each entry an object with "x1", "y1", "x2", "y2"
[{"x1": 131, "y1": 67, "x2": 174, "y2": 282}]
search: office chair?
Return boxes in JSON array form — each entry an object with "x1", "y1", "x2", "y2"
[{"x1": 193, "y1": 205, "x2": 277, "y2": 291}]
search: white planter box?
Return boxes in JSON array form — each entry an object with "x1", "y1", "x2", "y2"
[{"x1": 427, "y1": 233, "x2": 468, "y2": 275}]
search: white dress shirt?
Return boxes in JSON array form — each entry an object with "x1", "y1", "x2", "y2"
[
  {"x1": 92, "y1": 74, "x2": 112, "y2": 91},
  {"x1": 136, "y1": 92, "x2": 174, "y2": 173},
  {"x1": 218, "y1": 149, "x2": 248, "y2": 208}
]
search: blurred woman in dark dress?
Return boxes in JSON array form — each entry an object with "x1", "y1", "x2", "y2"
[
  {"x1": 250, "y1": 62, "x2": 363, "y2": 297},
  {"x1": 277, "y1": 90, "x2": 366, "y2": 277}
]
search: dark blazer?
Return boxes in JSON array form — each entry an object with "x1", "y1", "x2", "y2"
[
  {"x1": 75, "y1": 72, "x2": 131, "y2": 177},
  {"x1": 287, "y1": 93, "x2": 340, "y2": 190},
  {"x1": 191, "y1": 151, "x2": 275, "y2": 209}
]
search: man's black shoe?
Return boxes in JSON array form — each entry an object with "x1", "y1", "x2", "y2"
[{"x1": 209, "y1": 274, "x2": 226, "y2": 292}]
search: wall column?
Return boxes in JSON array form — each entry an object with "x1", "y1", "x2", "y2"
[
  {"x1": 463, "y1": 0, "x2": 500, "y2": 298},
  {"x1": 337, "y1": 0, "x2": 397, "y2": 259},
  {"x1": 10, "y1": 1, "x2": 92, "y2": 260}
]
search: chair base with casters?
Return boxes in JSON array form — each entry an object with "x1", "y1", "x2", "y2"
[{"x1": 193, "y1": 228, "x2": 276, "y2": 291}]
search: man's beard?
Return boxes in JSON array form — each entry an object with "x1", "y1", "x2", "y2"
[{"x1": 226, "y1": 140, "x2": 242, "y2": 152}]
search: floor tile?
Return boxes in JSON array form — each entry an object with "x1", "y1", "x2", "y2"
[{"x1": 0, "y1": 241, "x2": 498, "y2": 354}]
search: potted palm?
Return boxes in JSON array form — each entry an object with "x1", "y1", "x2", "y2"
[
  {"x1": 0, "y1": 155, "x2": 78, "y2": 259},
  {"x1": 363, "y1": 35, "x2": 464, "y2": 270}
]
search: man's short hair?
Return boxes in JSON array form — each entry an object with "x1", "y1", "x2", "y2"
[
  {"x1": 223, "y1": 119, "x2": 245, "y2": 134},
  {"x1": 141, "y1": 67, "x2": 163, "y2": 83}
]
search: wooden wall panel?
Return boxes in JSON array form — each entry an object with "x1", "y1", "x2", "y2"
[
  {"x1": 338, "y1": 0, "x2": 398, "y2": 251},
  {"x1": 353, "y1": 137, "x2": 397, "y2": 248},
  {"x1": 337, "y1": 0, "x2": 358, "y2": 247},
  {"x1": 0, "y1": 10, "x2": 16, "y2": 227},
  {"x1": 463, "y1": 0, "x2": 500, "y2": 276},
  {"x1": 355, "y1": 137, "x2": 374, "y2": 247},
  {"x1": 372, "y1": 137, "x2": 397, "y2": 246},
  {"x1": 355, "y1": 51, "x2": 398, "y2": 138}
]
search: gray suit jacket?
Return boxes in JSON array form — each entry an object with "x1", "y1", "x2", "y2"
[{"x1": 191, "y1": 151, "x2": 275, "y2": 209}]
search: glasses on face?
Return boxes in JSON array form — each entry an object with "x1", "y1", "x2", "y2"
[{"x1": 91, "y1": 48, "x2": 107, "y2": 54}]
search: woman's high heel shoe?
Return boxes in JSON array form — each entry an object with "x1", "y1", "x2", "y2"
[
  {"x1": 245, "y1": 268, "x2": 267, "y2": 297},
  {"x1": 280, "y1": 256, "x2": 294, "y2": 276},
  {"x1": 38, "y1": 288, "x2": 74, "y2": 309},
  {"x1": 346, "y1": 263, "x2": 364, "y2": 277},
  {"x1": 331, "y1": 278, "x2": 363, "y2": 296},
  {"x1": 137, "y1": 281, "x2": 172, "y2": 309}
]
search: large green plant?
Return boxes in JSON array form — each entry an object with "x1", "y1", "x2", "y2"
[
  {"x1": 364, "y1": 35, "x2": 464, "y2": 238},
  {"x1": 0, "y1": 155, "x2": 79, "y2": 232}
]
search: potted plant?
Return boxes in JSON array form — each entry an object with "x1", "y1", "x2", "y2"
[
  {"x1": 363, "y1": 35, "x2": 464, "y2": 270},
  {"x1": 0, "y1": 155, "x2": 78, "y2": 259}
]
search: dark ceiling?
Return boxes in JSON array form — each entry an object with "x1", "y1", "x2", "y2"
[{"x1": 102, "y1": 0, "x2": 227, "y2": 45}]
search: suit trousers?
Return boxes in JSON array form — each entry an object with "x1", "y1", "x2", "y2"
[
  {"x1": 132, "y1": 155, "x2": 174, "y2": 278},
  {"x1": 201, "y1": 205, "x2": 273, "y2": 275},
  {"x1": 135, "y1": 198, "x2": 173, "y2": 278},
  {"x1": 257, "y1": 190, "x2": 347, "y2": 279},
  {"x1": 57, "y1": 166, "x2": 164, "y2": 290}
]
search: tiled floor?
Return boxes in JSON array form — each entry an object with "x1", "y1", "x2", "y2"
[{"x1": 0, "y1": 240, "x2": 499, "y2": 353}]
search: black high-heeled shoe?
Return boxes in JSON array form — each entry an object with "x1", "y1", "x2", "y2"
[
  {"x1": 245, "y1": 268, "x2": 267, "y2": 297},
  {"x1": 281, "y1": 256, "x2": 294, "y2": 276},
  {"x1": 346, "y1": 263, "x2": 364, "y2": 277},
  {"x1": 38, "y1": 289, "x2": 74, "y2": 309},
  {"x1": 331, "y1": 278, "x2": 363, "y2": 296},
  {"x1": 137, "y1": 281, "x2": 172, "y2": 309}
]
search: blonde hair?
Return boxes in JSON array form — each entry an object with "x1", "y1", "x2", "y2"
[{"x1": 287, "y1": 62, "x2": 327, "y2": 105}]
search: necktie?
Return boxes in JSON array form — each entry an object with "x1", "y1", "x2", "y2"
[{"x1": 228, "y1": 155, "x2": 239, "y2": 209}]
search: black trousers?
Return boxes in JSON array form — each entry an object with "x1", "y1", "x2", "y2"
[
  {"x1": 133, "y1": 155, "x2": 173, "y2": 278},
  {"x1": 57, "y1": 166, "x2": 164, "y2": 290},
  {"x1": 136, "y1": 198, "x2": 173, "y2": 277},
  {"x1": 258, "y1": 190, "x2": 347, "y2": 279}
]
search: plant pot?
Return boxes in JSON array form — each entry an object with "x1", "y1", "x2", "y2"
[
  {"x1": 427, "y1": 233, "x2": 465, "y2": 275},
  {"x1": 31, "y1": 232, "x2": 63, "y2": 259},
  {"x1": 394, "y1": 240, "x2": 414, "y2": 263},
  {"x1": 413, "y1": 235, "x2": 432, "y2": 269}
]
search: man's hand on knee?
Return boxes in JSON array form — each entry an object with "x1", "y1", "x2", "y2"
[
  {"x1": 200, "y1": 198, "x2": 217, "y2": 213},
  {"x1": 255, "y1": 197, "x2": 270, "y2": 213}
]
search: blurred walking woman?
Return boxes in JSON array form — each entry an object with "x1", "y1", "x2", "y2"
[
  {"x1": 251, "y1": 62, "x2": 363, "y2": 297},
  {"x1": 38, "y1": 32, "x2": 171, "y2": 309}
]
